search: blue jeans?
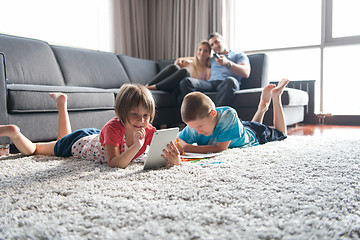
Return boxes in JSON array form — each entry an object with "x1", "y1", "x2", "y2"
[{"x1": 179, "y1": 77, "x2": 240, "y2": 106}]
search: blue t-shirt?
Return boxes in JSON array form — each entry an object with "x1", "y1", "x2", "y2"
[
  {"x1": 178, "y1": 107, "x2": 258, "y2": 148},
  {"x1": 209, "y1": 50, "x2": 249, "y2": 82}
]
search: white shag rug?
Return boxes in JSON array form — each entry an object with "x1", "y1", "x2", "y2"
[{"x1": 1, "y1": 135, "x2": 360, "y2": 240}]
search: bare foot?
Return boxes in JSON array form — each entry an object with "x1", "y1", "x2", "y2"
[
  {"x1": 258, "y1": 84, "x2": 276, "y2": 111},
  {"x1": 49, "y1": 92, "x2": 68, "y2": 107},
  {"x1": 271, "y1": 78, "x2": 290, "y2": 98},
  {"x1": 0, "y1": 124, "x2": 20, "y2": 137}
]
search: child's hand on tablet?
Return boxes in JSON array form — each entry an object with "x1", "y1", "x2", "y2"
[{"x1": 162, "y1": 141, "x2": 181, "y2": 166}]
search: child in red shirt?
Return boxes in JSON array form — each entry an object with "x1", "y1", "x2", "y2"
[{"x1": 0, "y1": 84, "x2": 181, "y2": 168}]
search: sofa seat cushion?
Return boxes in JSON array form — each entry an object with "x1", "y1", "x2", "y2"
[
  {"x1": 151, "y1": 90, "x2": 179, "y2": 108},
  {"x1": 51, "y1": 46, "x2": 130, "y2": 89},
  {"x1": 7, "y1": 84, "x2": 114, "y2": 113}
]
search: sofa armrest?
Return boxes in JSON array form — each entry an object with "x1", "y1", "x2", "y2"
[{"x1": 271, "y1": 80, "x2": 315, "y2": 116}]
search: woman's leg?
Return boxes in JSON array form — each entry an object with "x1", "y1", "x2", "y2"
[
  {"x1": 155, "y1": 68, "x2": 190, "y2": 91},
  {"x1": 146, "y1": 64, "x2": 180, "y2": 89}
]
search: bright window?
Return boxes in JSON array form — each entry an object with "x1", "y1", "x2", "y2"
[
  {"x1": 265, "y1": 49, "x2": 321, "y2": 113},
  {"x1": 0, "y1": 0, "x2": 112, "y2": 51},
  {"x1": 226, "y1": 0, "x2": 360, "y2": 116},
  {"x1": 332, "y1": 0, "x2": 360, "y2": 38},
  {"x1": 225, "y1": 0, "x2": 321, "y2": 51},
  {"x1": 266, "y1": 49, "x2": 320, "y2": 83},
  {"x1": 323, "y1": 45, "x2": 360, "y2": 115}
]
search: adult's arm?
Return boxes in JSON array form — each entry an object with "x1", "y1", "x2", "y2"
[
  {"x1": 174, "y1": 57, "x2": 195, "y2": 68},
  {"x1": 215, "y1": 56, "x2": 251, "y2": 78}
]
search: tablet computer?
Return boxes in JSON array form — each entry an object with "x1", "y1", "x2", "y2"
[{"x1": 143, "y1": 127, "x2": 179, "y2": 170}]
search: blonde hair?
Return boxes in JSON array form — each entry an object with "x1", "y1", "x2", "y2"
[
  {"x1": 181, "y1": 92, "x2": 215, "y2": 122},
  {"x1": 191, "y1": 41, "x2": 211, "y2": 76},
  {"x1": 115, "y1": 84, "x2": 156, "y2": 124}
]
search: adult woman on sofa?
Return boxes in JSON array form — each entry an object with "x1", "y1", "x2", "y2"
[{"x1": 145, "y1": 40, "x2": 211, "y2": 91}]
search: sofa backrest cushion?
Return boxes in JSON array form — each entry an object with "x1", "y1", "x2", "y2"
[
  {"x1": 157, "y1": 59, "x2": 175, "y2": 72},
  {"x1": 52, "y1": 46, "x2": 131, "y2": 88},
  {"x1": 117, "y1": 54, "x2": 158, "y2": 85},
  {"x1": 0, "y1": 34, "x2": 65, "y2": 86},
  {"x1": 240, "y1": 53, "x2": 269, "y2": 89}
]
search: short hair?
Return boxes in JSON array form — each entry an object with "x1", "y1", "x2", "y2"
[
  {"x1": 181, "y1": 92, "x2": 215, "y2": 122},
  {"x1": 208, "y1": 32, "x2": 223, "y2": 41},
  {"x1": 115, "y1": 84, "x2": 156, "y2": 124}
]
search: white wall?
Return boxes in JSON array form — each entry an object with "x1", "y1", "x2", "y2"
[{"x1": 0, "y1": 0, "x2": 113, "y2": 52}]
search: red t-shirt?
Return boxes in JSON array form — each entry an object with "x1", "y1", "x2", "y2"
[{"x1": 99, "y1": 117, "x2": 156, "y2": 160}]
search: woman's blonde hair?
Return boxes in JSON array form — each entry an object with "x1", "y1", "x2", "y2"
[
  {"x1": 115, "y1": 84, "x2": 156, "y2": 124},
  {"x1": 191, "y1": 40, "x2": 211, "y2": 76}
]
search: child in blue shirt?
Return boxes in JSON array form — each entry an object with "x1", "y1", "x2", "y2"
[{"x1": 177, "y1": 78, "x2": 290, "y2": 153}]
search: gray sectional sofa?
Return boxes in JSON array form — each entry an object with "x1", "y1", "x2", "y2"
[{"x1": 0, "y1": 33, "x2": 309, "y2": 150}]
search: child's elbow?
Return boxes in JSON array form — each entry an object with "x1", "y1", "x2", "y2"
[
  {"x1": 215, "y1": 143, "x2": 230, "y2": 152},
  {"x1": 108, "y1": 163, "x2": 127, "y2": 169},
  {"x1": 217, "y1": 147, "x2": 228, "y2": 153},
  {"x1": 107, "y1": 158, "x2": 128, "y2": 169}
]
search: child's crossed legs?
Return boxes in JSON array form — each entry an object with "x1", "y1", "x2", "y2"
[{"x1": 251, "y1": 78, "x2": 290, "y2": 134}]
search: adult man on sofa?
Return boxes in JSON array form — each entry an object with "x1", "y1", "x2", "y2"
[{"x1": 178, "y1": 32, "x2": 251, "y2": 106}]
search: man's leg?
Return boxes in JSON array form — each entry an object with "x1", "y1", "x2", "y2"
[
  {"x1": 179, "y1": 77, "x2": 215, "y2": 100},
  {"x1": 215, "y1": 77, "x2": 240, "y2": 106}
]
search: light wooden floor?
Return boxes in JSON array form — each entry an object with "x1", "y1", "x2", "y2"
[{"x1": 287, "y1": 124, "x2": 360, "y2": 137}]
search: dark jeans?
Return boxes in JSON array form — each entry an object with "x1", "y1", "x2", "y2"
[
  {"x1": 179, "y1": 77, "x2": 240, "y2": 106},
  {"x1": 243, "y1": 121, "x2": 287, "y2": 144}
]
